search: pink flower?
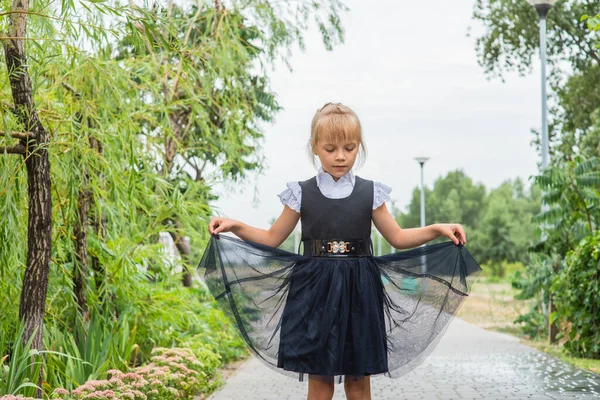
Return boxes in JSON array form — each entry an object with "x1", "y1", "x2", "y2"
[
  {"x1": 123, "y1": 372, "x2": 143, "y2": 381},
  {"x1": 130, "y1": 390, "x2": 147, "y2": 399}
]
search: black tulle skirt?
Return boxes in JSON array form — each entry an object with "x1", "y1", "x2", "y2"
[{"x1": 197, "y1": 235, "x2": 482, "y2": 385}]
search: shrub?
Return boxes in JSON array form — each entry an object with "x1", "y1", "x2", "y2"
[
  {"x1": 43, "y1": 346, "x2": 222, "y2": 400},
  {"x1": 551, "y1": 232, "x2": 600, "y2": 358}
]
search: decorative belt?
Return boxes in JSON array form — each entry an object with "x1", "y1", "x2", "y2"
[{"x1": 302, "y1": 239, "x2": 372, "y2": 257}]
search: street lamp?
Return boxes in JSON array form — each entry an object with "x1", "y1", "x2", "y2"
[
  {"x1": 414, "y1": 157, "x2": 429, "y2": 276},
  {"x1": 527, "y1": 0, "x2": 557, "y2": 171},
  {"x1": 414, "y1": 157, "x2": 429, "y2": 229},
  {"x1": 526, "y1": 0, "x2": 557, "y2": 336}
]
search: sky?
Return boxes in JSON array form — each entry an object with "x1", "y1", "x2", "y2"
[{"x1": 210, "y1": 0, "x2": 543, "y2": 230}]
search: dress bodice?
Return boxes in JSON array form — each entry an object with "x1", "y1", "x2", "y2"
[{"x1": 298, "y1": 176, "x2": 374, "y2": 244}]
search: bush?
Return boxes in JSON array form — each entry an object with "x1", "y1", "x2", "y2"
[
  {"x1": 513, "y1": 302, "x2": 547, "y2": 340},
  {"x1": 0, "y1": 323, "x2": 45, "y2": 398},
  {"x1": 551, "y1": 232, "x2": 600, "y2": 358},
  {"x1": 43, "y1": 346, "x2": 222, "y2": 400}
]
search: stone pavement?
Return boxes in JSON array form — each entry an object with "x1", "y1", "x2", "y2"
[{"x1": 207, "y1": 318, "x2": 600, "y2": 400}]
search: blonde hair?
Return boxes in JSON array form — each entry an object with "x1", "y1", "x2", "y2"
[{"x1": 307, "y1": 102, "x2": 367, "y2": 169}]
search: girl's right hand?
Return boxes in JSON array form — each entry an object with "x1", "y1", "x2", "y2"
[{"x1": 208, "y1": 217, "x2": 238, "y2": 235}]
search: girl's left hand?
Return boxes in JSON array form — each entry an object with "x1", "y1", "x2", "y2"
[{"x1": 435, "y1": 223, "x2": 466, "y2": 246}]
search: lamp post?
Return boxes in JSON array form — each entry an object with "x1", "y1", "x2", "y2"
[
  {"x1": 527, "y1": 0, "x2": 557, "y2": 172},
  {"x1": 526, "y1": 0, "x2": 557, "y2": 341},
  {"x1": 414, "y1": 157, "x2": 429, "y2": 276},
  {"x1": 414, "y1": 157, "x2": 429, "y2": 229}
]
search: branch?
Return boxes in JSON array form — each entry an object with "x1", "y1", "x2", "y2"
[
  {"x1": 561, "y1": 20, "x2": 600, "y2": 65},
  {"x1": 0, "y1": 144, "x2": 26, "y2": 154},
  {"x1": 0, "y1": 36, "x2": 57, "y2": 41},
  {"x1": 0, "y1": 130, "x2": 34, "y2": 139},
  {"x1": 182, "y1": 155, "x2": 201, "y2": 179},
  {"x1": 0, "y1": 100, "x2": 16, "y2": 115},
  {"x1": 169, "y1": 5, "x2": 204, "y2": 98},
  {"x1": 61, "y1": 82, "x2": 82, "y2": 99},
  {"x1": 586, "y1": 42, "x2": 600, "y2": 64},
  {"x1": 197, "y1": 159, "x2": 207, "y2": 181},
  {"x1": 0, "y1": 10, "x2": 118, "y2": 35}
]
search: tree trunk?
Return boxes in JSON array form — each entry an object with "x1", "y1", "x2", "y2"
[
  {"x1": 549, "y1": 259, "x2": 560, "y2": 343},
  {"x1": 69, "y1": 104, "x2": 91, "y2": 323},
  {"x1": 549, "y1": 296, "x2": 558, "y2": 343},
  {"x1": 163, "y1": 110, "x2": 193, "y2": 287},
  {"x1": 73, "y1": 179, "x2": 90, "y2": 321},
  {"x1": 3, "y1": 1, "x2": 52, "y2": 396},
  {"x1": 88, "y1": 135, "x2": 108, "y2": 302},
  {"x1": 168, "y1": 220, "x2": 193, "y2": 287}
]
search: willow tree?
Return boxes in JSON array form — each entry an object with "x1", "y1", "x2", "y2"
[
  {"x1": 112, "y1": 0, "x2": 347, "y2": 287},
  {"x1": 113, "y1": 4, "x2": 282, "y2": 287},
  {"x1": 0, "y1": 0, "x2": 348, "y2": 371},
  {"x1": 1, "y1": 0, "x2": 55, "y2": 353}
]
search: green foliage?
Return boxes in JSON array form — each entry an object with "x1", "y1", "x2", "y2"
[
  {"x1": 472, "y1": 0, "x2": 600, "y2": 161},
  {"x1": 471, "y1": 181, "x2": 539, "y2": 277},
  {"x1": 395, "y1": 170, "x2": 539, "y2": 277},
  {"x1": 581, "y1": 13, "x2": 600, "y2": 33},
  {"x1": 512, "y1": 252, "x2": 556, "y2": 301},
  {"x1": 46, "y1": 347, "x2": 223, "y2": 399},
  {"x1": 472, "y1": 0, "x2": 598, "y2": 79},
  {"x1": 531, "y1": 156, "x2": 599, "y2": 254},
  {"x1": 510, "y1": 156, "x2": 599, "y2": 346},
  {"x1": 1, "y1": 0, "x2": 348, "y2": 397},
  {"x1": 0, "y1": 323, "x2": 43, "y2": 397},
  {"x1": 43, "y1": 309, "x2": 138, "y2": 391},
  {"x1": 513, "y1": 302, "x2": 548, "y2": 340},
  {"x1": 473, "y1": 1, "x2": 600, "y2": 351},
  {"x1": 551, "y1": 231, "x2": 600, "y2": 358},
  {"x1": 397, "y1": 170, "x2": 488, "y2": 233}
]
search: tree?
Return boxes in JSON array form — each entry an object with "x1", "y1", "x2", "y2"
[
  {"x1": 472, "y1": 0, "x2": 600, "y2": 344},
  {"x1": 395, "y1": 171, "x2": 540, "y2": 272},
  {"x1": 469, "y1": 180, "x2": 539, "y2": 277},
  {"x1": 2, "y1": 0, "x2": 53, "y2": 360},
  {"x1": 472, "y1": 0, "x2": 600, "y2": 160},
  {"x1": 397, "y1": 170, "x2": 487, "y2": 233},
  {"x1": 0, "y1": 2, "x2": 349, "y2": 395}
]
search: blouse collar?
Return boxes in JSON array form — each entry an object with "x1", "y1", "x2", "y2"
[{"x1": 316, "y1": 167, "x2": 355, "y2": 188}]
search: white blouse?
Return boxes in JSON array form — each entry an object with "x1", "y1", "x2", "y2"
[{"x1": 278, "y1": 169, "x2": 392, "y2": 213}]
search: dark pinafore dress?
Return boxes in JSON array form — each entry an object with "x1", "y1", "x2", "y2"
[{"x1": 198, "y1": 175, "x2": 482, "y2": 385}]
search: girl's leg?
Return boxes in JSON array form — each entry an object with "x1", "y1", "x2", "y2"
[
  {"x1": 307, "y1": 374, "x2": 334, "y2": 400},
  {"x1": 343, "y1": 376, "x2": 371, "y2": 400}
]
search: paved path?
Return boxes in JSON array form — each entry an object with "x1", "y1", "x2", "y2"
[{"x1": 208, "y1": 318, "x2": 600, "y2": 399}]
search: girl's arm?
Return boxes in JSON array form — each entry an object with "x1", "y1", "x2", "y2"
[
  {"x1": 372, "y1": 203, "x2": 466, "y2": 249},
  {"x1": 208, "y1": 205, "x2": 300, "y2": 248}
]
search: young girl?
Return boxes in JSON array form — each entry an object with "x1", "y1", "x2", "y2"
[{"x1": 199, "y1": 102, "x2": 482, "y2": 400}]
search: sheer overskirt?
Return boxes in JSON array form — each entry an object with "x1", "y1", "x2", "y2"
[{"x1": 198, "y1": 234, "x2": 482, "y2": 385}]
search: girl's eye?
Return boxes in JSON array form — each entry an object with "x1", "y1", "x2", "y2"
[
  {"x1": 325, "y1": 149, "x2": 335, "y2": 153},
  {"x1": 345, "y1": 146, "x2": 356, "y2": 151}
]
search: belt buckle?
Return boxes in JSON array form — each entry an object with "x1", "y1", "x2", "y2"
[{"x1": 326, "y1": 240, "x2": 350, "y2": 254}]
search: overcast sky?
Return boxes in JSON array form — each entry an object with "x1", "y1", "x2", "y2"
[{"x1": 210, "y1": 0, "x2": 542, "y2": 230}]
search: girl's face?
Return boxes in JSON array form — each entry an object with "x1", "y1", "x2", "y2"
[{"x1": 314, "y1": 138, "x2": 359, "y2": 181}]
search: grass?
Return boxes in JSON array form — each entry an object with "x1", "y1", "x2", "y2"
[{"x1": 456, "y1": 261, "x2": 600, "y2": 376}]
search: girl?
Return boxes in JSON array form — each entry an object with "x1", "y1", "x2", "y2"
[{"x1": 199, "y1": 102, "x2": 482, "y2": 400}]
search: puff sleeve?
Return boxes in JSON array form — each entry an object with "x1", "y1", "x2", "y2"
[
  {"x1": 277, "y1": 182, "x2": 302, "y2": 213},
  {"x1": 373, "y1": 181, "x2": 392, "y2": 209}
]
